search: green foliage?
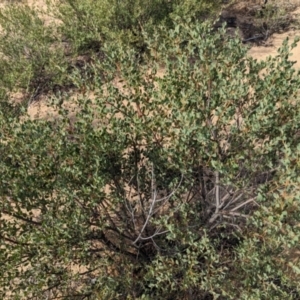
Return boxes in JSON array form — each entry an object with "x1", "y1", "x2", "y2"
[
  {"x1": 1, "y1": 7, "x2": 300, "y2": 300},
  {"x1": 54, "y1": 0, "x2": 222, "y2": 54},
  {"x1": 0, "y1": 4, "x2": 69, "y2": 99},
  {"x1": 0, "y1": 0, "x2": 222, "y2": 102}
]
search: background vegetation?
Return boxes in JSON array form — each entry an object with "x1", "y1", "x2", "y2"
[{"x1": 0, "y1": 0, "x2": 300, "y2": 299}]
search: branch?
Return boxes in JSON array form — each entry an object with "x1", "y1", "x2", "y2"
[
  {"x1": 230, "y1": 197, "x2": 258, "y2": 212},
  {"x1": 0, "y1": 235, "x2": 32, "y2": 246},
  {"x1": 215, "y1": 171, "x2": 220, "y2": 213},
  {"x1": 209, "y1": 171, "x2": 221, "y2": 223},
  {"x1": 132, "y1": 165, "x2": 183, "y2": 245},
  {"x1": 133, "y1": 164, "x2": 157, "y2": 245},
  {"x1": 2, "y1": 209, "x2": 42, "y2": 226}
]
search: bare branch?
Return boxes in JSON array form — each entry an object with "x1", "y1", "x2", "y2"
[
  {"x1": 132, "y1": 164, "x2": 183, "y2": 245},
  {"x1": 230, "y1": 197, "x2": 258, "y2": 212}
]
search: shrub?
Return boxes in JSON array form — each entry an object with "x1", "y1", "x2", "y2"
[
  {"x1": 0, "y1": 0, "x2": 222, "y2": 104},
  {"x1": 254, "y1": 0, "x2": 298, "y2": 38},
  {"x1": 0, "y1": 4, "x2": 69, "y2": 102},
  {"x1": 1, "y1": 17, "x2": 300, "y2": 299},
  {"x1": 54, "y1": 0, "x2": 222, "y2": 54}
]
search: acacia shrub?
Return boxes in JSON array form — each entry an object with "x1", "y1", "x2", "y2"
[{"x1": 1, "y1": 20, "x2": 300, "y2": 299}]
